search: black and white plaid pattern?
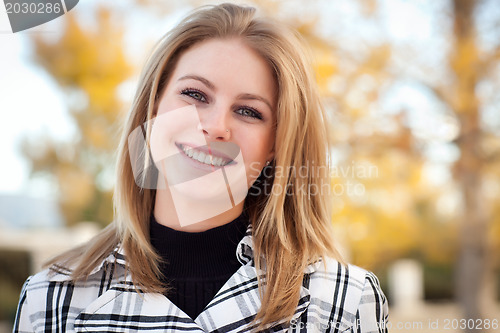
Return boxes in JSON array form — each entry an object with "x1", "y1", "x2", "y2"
[{"x1": 13, "y1": 226, "x2": 388, "y2": 332}]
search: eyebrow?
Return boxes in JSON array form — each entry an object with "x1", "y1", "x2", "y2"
[
  {"x1": 236, "y1": 93, "x2": 273, "y2": 111},
  {"x1": 177, "y1": 75, "x2": 273, "y2": 110},
  {"x1": 178, "y1": 75, "x2": 215, "y2": 90}
]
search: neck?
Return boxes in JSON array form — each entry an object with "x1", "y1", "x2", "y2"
[
  {"x1": 150, "y1": 213, "x2": 249, "y2": 278},
  {"x1": 154, "y1": 186, "x2": 245, "y2": 232}
]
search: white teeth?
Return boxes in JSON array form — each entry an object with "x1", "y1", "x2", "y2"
[
  {"x1": 180, "y1": 144, "x2": 230, "y2": 167},
  {"x1": 197, "y1": 152, "x2": 206, "y2": 163}
]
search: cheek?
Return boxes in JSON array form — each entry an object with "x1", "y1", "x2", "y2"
[
  {"x1": 241, "y1": 135, "x2": 273, "y2": 178},
  {"x1": 242, "y1": 132, "x2": 272, "y2": 161},
  {"x1": 157, "y1": 93, "x2": 185, "y2": 115},
  {"x1": 149, "y1": 111, "x2": 178, "y2": 163},
  {"x1": 259, "y1": 128, "x2": 275, "y2": 159},
  {"x1": 150, "y1": 104, "x2": 201, "y2": 163}
]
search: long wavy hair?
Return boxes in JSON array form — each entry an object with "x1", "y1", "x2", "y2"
[{"x1": 48, "y1": 3, "x2": 342, "y2": 328}]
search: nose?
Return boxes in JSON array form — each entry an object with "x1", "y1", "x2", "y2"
[{"x1": 199, "y1": 105, "x2": 231, "y2": 141}]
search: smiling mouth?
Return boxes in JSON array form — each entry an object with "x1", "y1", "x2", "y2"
[{"x1": 178, "y1": 143, "x2": 233, "y2": 167}]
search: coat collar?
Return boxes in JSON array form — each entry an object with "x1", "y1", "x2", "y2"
[
  {"x1": 46, "y1": 244, "x2": 127, "y2": 282},
  {"x1": 72, "y1": 260, "x2": 311, "y2": 332}
]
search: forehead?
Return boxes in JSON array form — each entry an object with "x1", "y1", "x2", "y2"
[{"x1": 170, "y1": 38, "x2": 277, "y2": 106}]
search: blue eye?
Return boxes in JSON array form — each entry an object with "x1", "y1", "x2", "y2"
[
  {"x1": 181, "y1": 89, "x2": 207, "y2": 102},
  {"x1": 236, "y1": 106, "x2": 263, "y2": 120}
]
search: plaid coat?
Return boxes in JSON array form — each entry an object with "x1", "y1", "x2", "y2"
[{"x1": 13, "y1": 227, "x2": 389, "y2": 332}]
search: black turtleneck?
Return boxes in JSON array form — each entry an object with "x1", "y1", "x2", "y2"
[{"x1": 149, "y1": 214, "x2": 249, "y2": 319}]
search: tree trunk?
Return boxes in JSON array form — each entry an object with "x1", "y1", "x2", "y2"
[{"x1": 452, "y1": 0, "x2": 493, "y2": 331}]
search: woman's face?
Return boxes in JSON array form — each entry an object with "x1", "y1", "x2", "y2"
[{"x1": 148, "y1": 38, "x2": 276, "y2": 223}]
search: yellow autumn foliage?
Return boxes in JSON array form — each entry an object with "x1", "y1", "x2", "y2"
[{"x1": 25, "y1": 6, "x2": 133, "y2": 226}]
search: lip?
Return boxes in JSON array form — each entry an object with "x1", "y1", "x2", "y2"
[{"x1": 175, "y1": 142, "x2": 236, "y2": 169}]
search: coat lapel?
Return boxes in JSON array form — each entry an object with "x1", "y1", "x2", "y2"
[
  {"x1": 195, "y1": 265, "x2": 311, "y2": 332},
  {"x1": 74, "y1": 276, "x2": 205, "y2": 332},
  {"x1": 74, "y1": 265, "x2": 311, "y2": 333}
]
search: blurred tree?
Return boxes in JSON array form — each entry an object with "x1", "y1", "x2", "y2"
[
  {"x1": 22, "y1": 6, "x2": 132, "y2": 226},
  {"x1": 443, "y1": 0, "x2": 500, "y2": 326}
]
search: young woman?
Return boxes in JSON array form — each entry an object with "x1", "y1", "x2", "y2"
[{"x1": 14, "y1": 3, "x2": 388, "y2": 332}]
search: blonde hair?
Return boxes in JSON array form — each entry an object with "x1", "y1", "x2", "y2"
[{"x1": 48, "y1": 3, "x2": 342, "y2": 328}]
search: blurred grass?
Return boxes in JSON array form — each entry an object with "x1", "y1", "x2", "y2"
[
  {"x1": 0, "y1": 250, "x2": 31, "y2": 325},
  {"x1": 424, "y1": 263, "x2": 455, "y2": 301}
]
